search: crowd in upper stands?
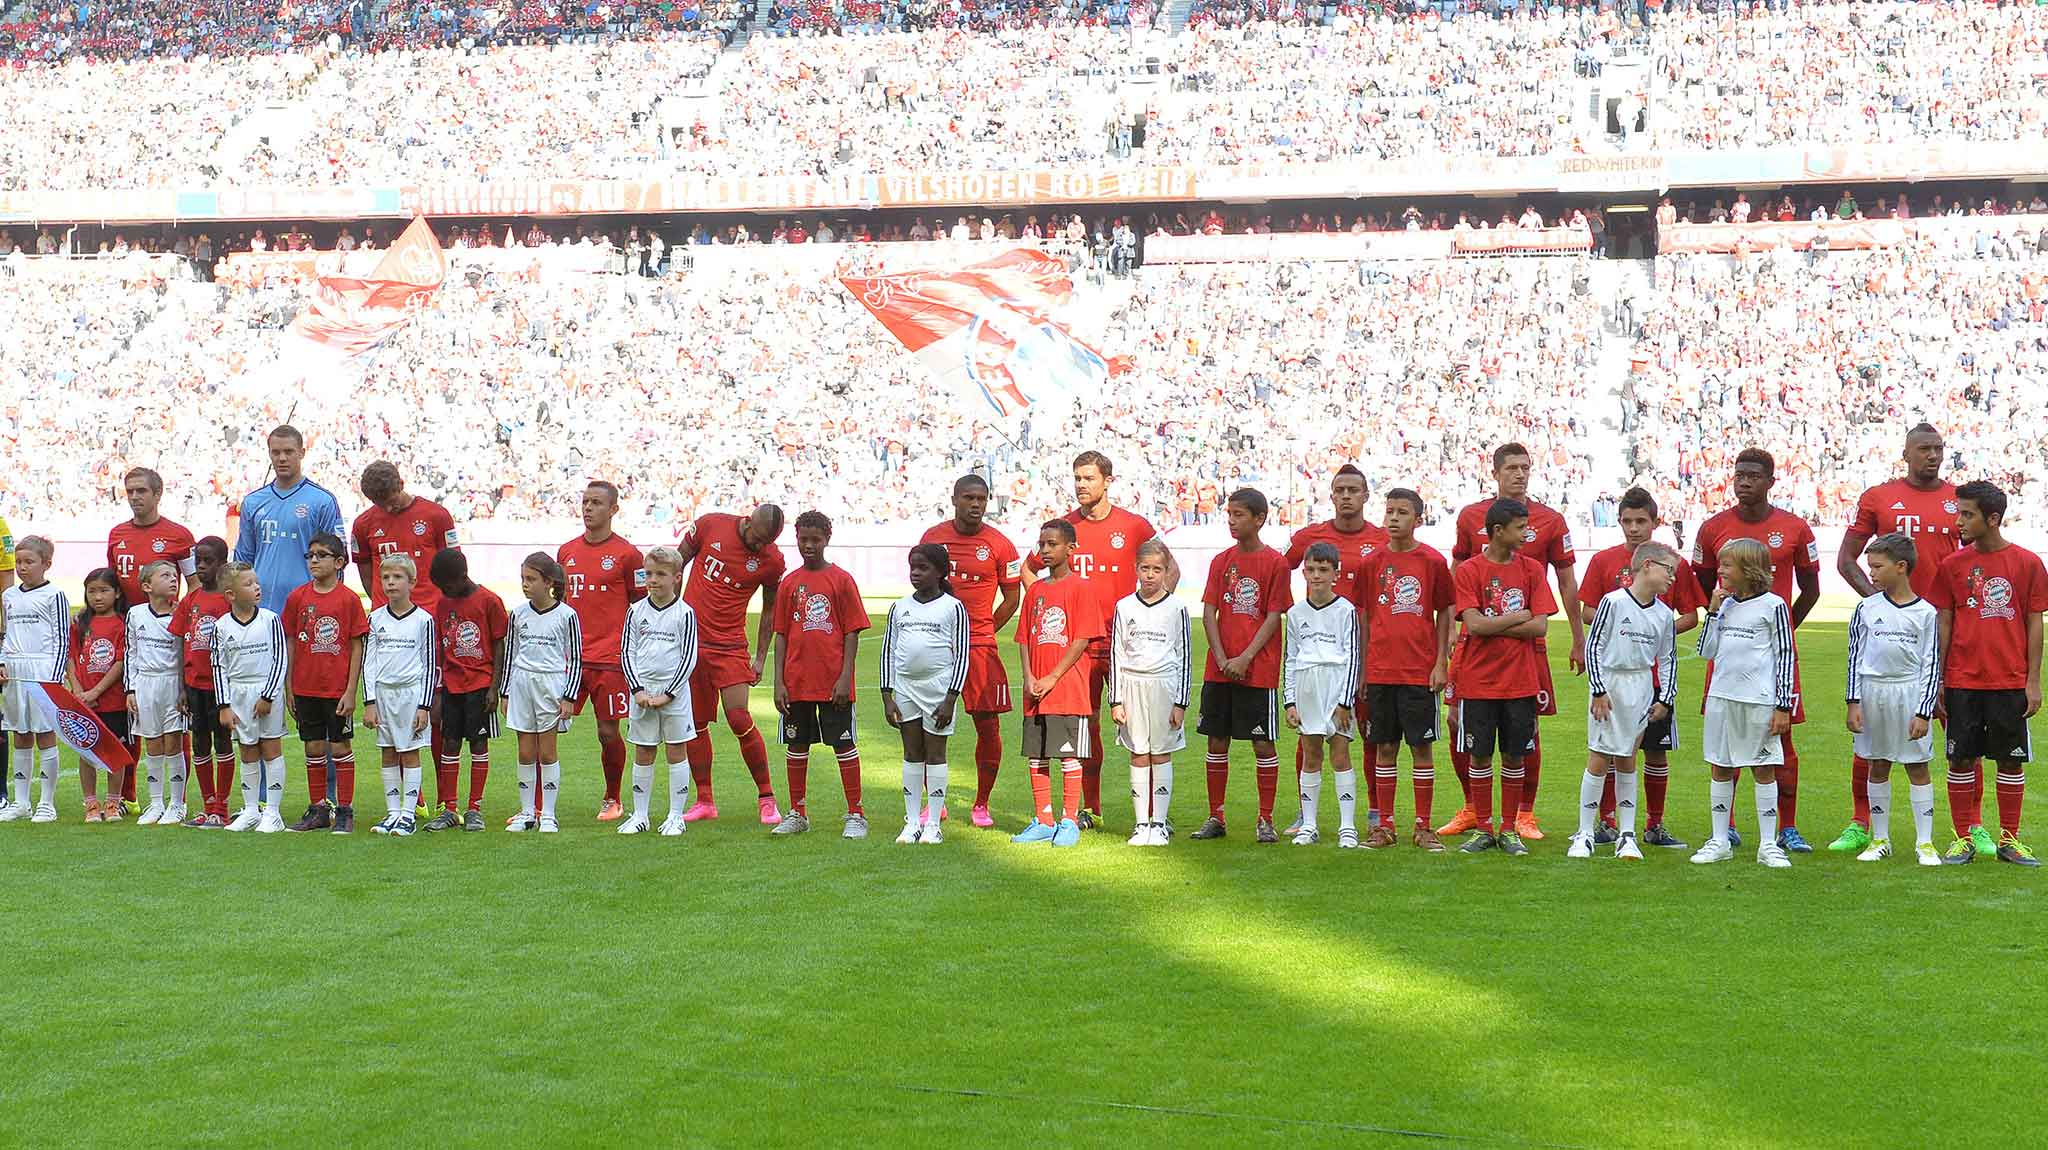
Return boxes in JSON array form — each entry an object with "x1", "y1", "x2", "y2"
[{"x1": 4, "y1": 0, "x2": 2045, "y2": 189}]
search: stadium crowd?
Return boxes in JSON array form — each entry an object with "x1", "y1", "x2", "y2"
[{"x1": 4, "y1": 1, "x2": 2046, "y2": 187}]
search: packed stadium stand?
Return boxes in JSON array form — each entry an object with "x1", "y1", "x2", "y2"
[{"x1": 2, "y1": 0, "x2": 2046, "y2": 548}]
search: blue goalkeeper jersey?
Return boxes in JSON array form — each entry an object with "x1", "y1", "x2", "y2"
[{"x1": 234, "y1": 477, "x2": 346, "y2": 614}]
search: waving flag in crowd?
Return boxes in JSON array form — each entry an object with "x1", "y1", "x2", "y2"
[
  {"x1": 288, "y1": 214, "x2": 447, "y2": 358},
  {"x1": 21, "y1": 682, "x2": 135, "y2": 776},
  {"x1": 841, "y1": 249, "x2": 1128, "y2": 429}
]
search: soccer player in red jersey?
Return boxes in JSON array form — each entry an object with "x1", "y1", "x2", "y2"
[
  {"x1": 769, "y1": 512, "x2": 870, "y2": 838},
  {"x1": 675, "y1": 504, "x2": 786, "y2": 824},
  {"x1": 1024, "y1": 451, "x2": 1173, "y2": 829},
  {"x1": 1284, "y1": 464, "x2": 1390, "y2": 834},
  {"x1": 108, "y1": 467, "x2": 196, "y2": 603},
  {"x1": 1576, "y1": 488, "x2": 1703, "y2": 849},
  {"x1": 351, "y1": 462, "x2": 460, "y2": 613},
  {"x1": 169, "y1": 537, "x2": 235, "y2": 826},
  {"x1": 1357, "y1": 488, "x2": 1453, "y2": 850},
  {"x1": 1689, "y1": 448, "x2": 1821, "y2": 852},
  {"x1": 1450, "y1": 499, "x2": 1557, "y2": 856},
  {"x1": 281, "y1": 534, "x2": 368, "y2": 832},
  {"x1": 1928, "y1": 481, "x2": 2045, "y2": 866},
  {"x1": 1829, "y1": 424, "x2": 1959, "y2": 855},
  {"x1": 107, "y1": 466, "x2": 196, "y2": 808},
  {"x1": 1190, "y1": 488, "x2": 1292, "y2": 843},
  {"x1": 1442, "y1": 443, "x2": 1581, "y2": 842},
  {"x1": 919, "y1": 475, "x2": 1022, "y2": 828},
  {"x1": 430, "y1": 548, "x2": 509, "y2": 832},
  {"x1": 558, "y1": 481, "x2": 647, "y2": 821},
  {"x1": 1012, "y1": 518, "x2": 1107, "y2": 846}
]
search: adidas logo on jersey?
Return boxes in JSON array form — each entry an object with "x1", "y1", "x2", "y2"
[{"x1": 1891, "y1": 501, "x2": 1906, "y2": 510}]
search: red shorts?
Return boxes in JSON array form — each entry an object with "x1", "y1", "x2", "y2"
[
  {"x1": 572, "y1": 665, "x2": 630, "y2": 721},
  {"x1": 689, "y1": 646, "x2": 758, "y2": 722},
  {"x1": 961, "y1": 645, "x2": 1012, "y2": 714}
]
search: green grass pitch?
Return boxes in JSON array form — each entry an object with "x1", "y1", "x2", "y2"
[{"x1": 5, "y1": 618, "x2": 2044, "y2": 1149}]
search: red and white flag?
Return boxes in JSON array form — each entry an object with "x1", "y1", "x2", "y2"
[
  {"x1": 841, "y1": 249, "x2": 1128, "y2": 426},
  {"x1": 21, "y1": 682, "x2": 135, "y2": 775},
  {"x1": 288, "y1": 215, "x2": 447, "y2": 358}
]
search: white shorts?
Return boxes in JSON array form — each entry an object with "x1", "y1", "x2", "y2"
[
  {"x1": 1, "y1": 679, "x2": 57, "y2": 734},
  {"x1": 130, "y1": 671, "x2": 187, "y2": 739},
  {"x1": 890, "y1": 672, "x2": 958, "y2": 737},
  {"x1": 1588, "y1": 670, "x2": 1655, "y2": 757},
  {"x1": 628, "y1": 692, "x2": 697, "y2": 747},
  {"x1": 224, "y1": 685, "x2": 287, "y2": 746},
  {"x1": 1703, "y1": 698, "x2": 1784, "y2": 769},
  {"x1": 1853, "y1": 678, "x2": 1935, "y2": 764},
  {"x1": 372, "y1": 682, "x2": 433, "y2": 752},
  {"x1": 506, "y1": 670, "x2": 570, "y2": 735},
  {"x1": 1114, "y1": 673, "x2": 1187, "y2": 756},
  {"x1": 1285, "y1": 665, "x2": 1356, "y2": 739}
]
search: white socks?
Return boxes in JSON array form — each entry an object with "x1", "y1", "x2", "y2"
[
  {"x1": 1615, "y1": 770, "x2": 1638, "y2": 836},
  {"x1": 1869, "y1": 778, "x2": 1892, "y2": 842},
  {"x1": 924, "y1": 763, "x2": 946, "y2": 824},
  {"x1": 1710, "y1": 777, "x2": 1735, "y2": 844},
  {"x1": 170, "y1": 750, "x2": 188, "y2": 807},
  {"x1": 668, "y1": 759, "x2": 690, "y2": 817},
  {"x1": 38, "y1": 747, "x2": 59, "y2": 805},
  {"x1": 1333, "y1": 768, "x2": 1356, "y2": 832},
  {"x1": 9, "y1": 747, "x2": 29, "y2": 806},
  {"x1": 1909, "y1": 782, "x2": 1935, "y2": 846},
  {"x1": 632, "y1": 763, "x2": 655, "y2": 820},
  {"x1": 146, "y1": 754, "x2": 166, "y2": 807},
  {"x1": 239, "y1": 756, "x2": 260, "y2": 814},
  {"x1": 263, "y1": 756, "x2": 285, "y2": 812},
  {"x1": 540, "y1": 761, "x2": 561, "y2": 818},
  {"x1": 1579, "y1": 769, "x2": 1603, "y2": 839},
  {"x1": 399, "y1": 765, "x2": 421, "y2": 816},
  {"x1": 517, "y1": 760, "x2": 537, "y2": 814},
  {"x1": 382, "y1": 765, "x2": 404, "y2": 816},
  {"x1": 905, "y1": 761, "x2": 923, "y2": 823},
  {"x1": 1153, "y1": 762, "x2": 1173, "y2": 826},
  {"x1": 1130, "y1": 765, "x2": 1149, "y2": 825},
  {"x1": 1299, "y1": 768, "x2": 1321, "y2": 833},
  {"x1": 1755, "y1": 781, "x2": 1780, "y2": 846}
]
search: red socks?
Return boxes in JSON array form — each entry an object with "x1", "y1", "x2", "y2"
[
  {"x1": 686, "y1": 732, "x2": 715, "y2": 801},
  {"x1": 1061, "y1": 760, "x2": 1083, "y2": 822},
  {"x1": 334, "y1": 753, "x2": 356, "y2": 806},
  {"x1": 837, "y1": 748, "x2": 862, "y2": 816},
  {"x1": 1778, "y1": 735, "x2": 1800, "y2": 829},
  {"x1": 308, "y1": 758, "x2": 329, "y2": 807},
  {"x1": 1205, "y1": 751, "x2": 1229, "y2": 820},
  {"x1": 1373, "y1": 758, "x2": 1396, "y2": 826},
  {"x1": 785, "y1": 753, "x2": 808, "y2": 817},
  {"x1": 1599, "y1": 771, "x2": 1617, "y2": 821},
  {"x1": 1470, "y1": 758, "x2": 1494, "y2": 830},
  {"x1": 1029, "y1": 762, "x2": 1054, "y2": 825},
  {"x1": 466, "y1": 752, "x2": 488, "y2": 810},
  {"x1": 601, "y1": 735, "x2": 626, "y2": 803},
  {"x1": 1450, "y1": 745, "x2": 1474, "y2": 806},
  {"x1": 973, "y1": 714, "x2": 1001, "y2": 806},
  {"x1": 1643, "y1": 761, "x2": 1668, "y2": 826},
  {"x1": 436, "y1": 752, "x2": 461, "y2": 811},
  {"x1": 1413, "y1": 760, "x2": 1434, "y2": 827},
  {"x1": 1947, "y1": 765, "x2": 1978, "y2": 836},
  {"x1": 1254, "y1": 755, "x2": 1279, "y2": 822},
  {"x1": 1996, "y1": 767, "x2": 2026, "y2": 837},
  {"x1": 736, "y1": 720, "x2": 773, "y2": 797},
  {"x1": 1851, "y1": 755, "x2": 1871, "y2": 829},
  {"x1": 1500, "y1": 758, "x2": 1525, "y2": 830}
]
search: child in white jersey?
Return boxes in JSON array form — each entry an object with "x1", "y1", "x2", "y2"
[
  {"x1": 1692, "y1": 539, "x2": 1796, "y2": 868},
  {"x1": 620, "y1": 547, "x2": 700, "y2": 837},
  {"x1": 500, "y1": 553, "x2": 581, "y2": 833},
  {"x1": 364, "y1": 555, "x2": 439, "y2": 837},
  {"x1": 1844, "y1": 534, "x2": 1943, "y2": 866},
  {"x1": 881, "y1": 544, "x2": 968, "y2": 844},
  {"x1": 1281, "y1": 543, "x2": 1361, "y2": 847},
  {"x1": 212, "y1": 562, "x2": 289, "y2": 833},
  {"x1": 1109, "y1": 539, "x2": 1191, "y2": 847},
  {"x1": 125, "y1": 561, "x2": 190, "y2": 825},
  {"x1": 0, "y1": 537, "x2": 68, "y2": 822},
  {"x1": 1575, "y1": 542, "x2": 1680, "y2": 861}
]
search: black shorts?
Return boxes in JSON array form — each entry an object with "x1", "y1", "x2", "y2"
[
  {"x1": 782, "y1": 701, "x2": 856, "y2": 748},
  {"x1": 1945, "y1": 688, "x2": 2031, "y2": 763},
  {"x1": 1365, "y1": 684, "x2": 1439, "y2": 747},
  {"x1": 1196, "y1": 681, "x2": 1280, "y2": 743},
  {"x1": 438, "y1": 688, "x2": 498, "y2": 752},
  {"x1": 96, "y1": 710, "x2": 131, "y2": 744},
  {"x1": 184, "y1": 684, "x2": 225, "y2": 740},
  {"x1": 1021, "y1": 714, "x2": 1092, "y2": 760},
  {"x1": 1458, "y1": 696, "x2": 1537, "y2": 760},
  {"x1": 1642, "y1": 713, "x2": 1679, "y2": 755},
  {"x1": 293, "y1": 695, "x2": 355, "y2": 743}
]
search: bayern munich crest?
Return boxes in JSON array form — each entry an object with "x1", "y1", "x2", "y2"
[
  {"x1": 152, "y1": 539, "x2": 166, "y2": 553},
  {"x1": 412, "y1": 521, "x2": 427, "y2": 535},
  {"x1": 57, "y1": 709, "x2": 101, "y2": 749},
  {"x1": 1501, "y1": 587, "x2": 1527, "y2": 613},
  {"x1": 975, "y1": 545, "x2": 990, "y2": 562},
  {"x1": 601, "y1": 556, "x2": 615, "y2": 571},
  {"x1": 1945, "y1": 500, "x2": 1959, "y2": 514},
  {"x1": 746, "y1": 558, "x2": 760, "y2": 572},
  {"x1": 1109, "y1": 531, "x2": 1126, "y2": 550},
  {"x1": 1768, "y1": 532, "x2": 1784, "y2": 548}
]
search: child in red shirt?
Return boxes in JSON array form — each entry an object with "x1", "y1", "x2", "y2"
[
  {"x1": 281, "y1": 534, "x2": 369, "y2": 832},
  {"x1": 1012, "y1": 519, "x2": 1105, "y2": 846},
  {"x1": 1450, "y1": 499, "x2": 1557, "y2": 856},
  {"x1": 431, "y1": 548, "x2": 509, "y2": 830},
  {"x1": 1193, "y1": 488, "x2": 1293, "y2": 842},
  {"x1": 70, "y1": 567, "x2": 130, "y2": 821},
  {"x1": 169, "y1": 537, "x2": 234, "y2": 825},
  {"x1": 771, "y1": 511, "x2": 870, "y2": 838}
]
